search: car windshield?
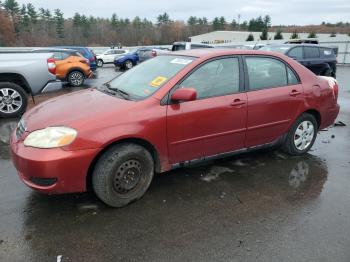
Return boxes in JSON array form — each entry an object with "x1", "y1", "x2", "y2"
[
  {"x1": 260, "y1": 45, "x2": 291, "y2": 54},
  {"x1": 107, "y1": 55, "x2": 195, "y2": 100}
]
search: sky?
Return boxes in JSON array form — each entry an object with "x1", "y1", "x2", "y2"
[{"x1": 14, "y1": 0, "x2": 350, "y2": 25}]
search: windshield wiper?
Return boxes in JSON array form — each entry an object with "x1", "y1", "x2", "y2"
[{"x1": 103, "y1": 83, "x2": 130, "y2": 100}]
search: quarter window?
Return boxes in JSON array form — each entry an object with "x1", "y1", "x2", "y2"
[
  {"x1": 180, "y1": 57, "x2": 240, "y2": 99},
  {"x1": 246, "y1": 57, "x2": 288, "y2": 90},
  {"x1": 287, "y1": 67, "x2": 299, "y2": 85}
]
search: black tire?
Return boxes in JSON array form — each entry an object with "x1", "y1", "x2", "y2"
[
  {"x1": 124, "y1": 60, "x2": 133, "y2": 70},
  {"x1": 322, "y1": 68, "x2": 332, "y2": 77},
  {"x1": 0, "y1": 82, "x2": 28, "y2": 118},
  {"x1": 281, "y1": 113, "x2": 318, "y2": 156},
  {"x1": 68, "y1": 71, "x2": 85, "y2": 87},
  {"x1": 97, "y1": 59, "x2": 104, "y2": 67},
  {"x1": 92, "y1": 143, "x2": 154, "y2": 207}
]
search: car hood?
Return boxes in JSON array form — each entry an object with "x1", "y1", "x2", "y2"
[{"x1": 23, "y1": 88, "x2": 134, "y2": 131}]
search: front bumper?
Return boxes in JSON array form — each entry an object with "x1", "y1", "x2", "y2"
[{"x1": 10, "y1": 131, "x2": 100, "y2": 194}]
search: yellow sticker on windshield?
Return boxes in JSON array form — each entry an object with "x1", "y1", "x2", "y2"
[{"x1": 149, "y1": 76, "x2": 168, "y2": 87}]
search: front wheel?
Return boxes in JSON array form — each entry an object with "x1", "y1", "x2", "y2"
[
  {"x1": 68, "y1": 71, "x2": 85, "y2": 87},
  {"x1": 0, "y1": 82, "x2": 28, "y2": 118},
  {"x1": 124, "y1": 60, "x2": 133, "y2": 70},
  {"x1": 281, "y1": 113, "x2": 318, "y2": 156},
  {"x1": 92, "y1": 143, "x2": 154, "y2": 207}
]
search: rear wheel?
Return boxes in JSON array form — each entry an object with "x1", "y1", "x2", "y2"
[
  {"x1": 97, "y1": 59, "x2": 104, "y2": 67},
  {"x1": 68, "y1": 71, "x2": 85, "y2": 87},
  {"x1": 0, "y1": 82, "x2": 27, "y2": 118},
  {"x1": 281, "y1": 113, "x2": 318, "y2": 156},
  {"x1": 92, "y1": 143, "x2": 154, "y2": 207}
]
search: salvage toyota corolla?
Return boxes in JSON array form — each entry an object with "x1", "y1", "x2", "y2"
[{"x1": 10, "y1": 49, "x2": 340, "y2": 207}]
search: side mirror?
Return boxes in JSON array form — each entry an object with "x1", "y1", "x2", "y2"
[{"x1": 171, "y1": 88, "x2": 197, "y2": 102}]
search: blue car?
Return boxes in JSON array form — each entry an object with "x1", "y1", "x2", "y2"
[
  {"x1": 53, "y1": 46, "x2": 97, "y2": 71},
  {"x1": 114, "y1": 51, "x2": 140, "y2": 70}
]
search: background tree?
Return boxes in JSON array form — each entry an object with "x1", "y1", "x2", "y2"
[
  {"x1": 260, "y1": 28, "x2": 268, "y2": 40},
  {"x1": 307, "y1": 31, "x2": 317, "y2": 38},
  {"x1": 274, "y1": 29, "x2": 283, "y2": 40},
  {"x1": 246, "y1": 33, "x2": 254, "y2": 41},
  {"x1": 290, "y1": 30, "x2": 299, "y2": 39}
]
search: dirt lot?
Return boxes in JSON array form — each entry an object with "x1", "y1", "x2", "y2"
[{"x1": 0, "y1": 66, "x2": 349, "y2": 262}]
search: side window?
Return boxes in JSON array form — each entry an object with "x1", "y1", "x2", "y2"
[
  {"x1": 53, "y1": 52, "x2": 63, "y2": 60},
  {"x1": 61, "y1": 52, "x2": 70, "y2": 59},
  {"x1": 106, "y1": 50, "x2": 114, "y2": 55},
  {"x1": 115, "y1": 50, "x2": 125, "y2": 54},
  {"x1": 287, "y1": 67, "x2": 299, "y2": 85},
  {"x1": 246, "y1": 57, "x2": 287, "y2": 90},
  {"x1": 304, "y1": 47, "x2": 320, "y2": 59},
  {"x1": 180, "y1": 57, "x2": 240, "y2": 99},
  {"x1": 288, "y1": 47, "x2": 303, "y2": 59}
]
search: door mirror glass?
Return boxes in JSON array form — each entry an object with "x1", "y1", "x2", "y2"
[{"x1": 171, "y1": 88, "x2": 197, "y2": 102}]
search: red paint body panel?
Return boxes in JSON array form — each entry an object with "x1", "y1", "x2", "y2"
[{"x1": 10, "y1": 49, "x2": 340, "y2": 194}]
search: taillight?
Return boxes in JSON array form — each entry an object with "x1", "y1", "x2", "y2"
[
  {"x1": 89, "y1": 56, "x2": 95, "y2": 62},
  {"x1": 333, "y1": 82, "x2": 339, "y2": 100},
  {"x1": 47, "y1": 58, "x2": 56, "y2": 75},
  {"x1": 81, "y1": 59, "x2": 90, "y2": 64},
  {"x1": 151, "y1": 50, "x2": 157, "y2": 57}
]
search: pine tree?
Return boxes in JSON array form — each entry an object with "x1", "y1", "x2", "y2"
[
  {"x1": 246, "y1": 33, "x2": 254, "y2": 41},
  {"x1": 290, "y1": 31, "x2": 299, "y2": 39},
  {"x1": 54, "y1": 9, "x2": 64, "y2": 39},
  {"x1": 274, "y1": 29, "x2": 283, "y2": 40},
  {"x1": 307, "y1": 31, "x2": 317, "y2": 38},
  {"x1": 260, "y1": 28, "x2": 268, "y2": 40}
]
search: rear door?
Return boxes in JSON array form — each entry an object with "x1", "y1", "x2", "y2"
[
  {"x1": 244, "y1": 56, "x2": 303, "y2": 147},
  {"x1": 166, "y1": 56, "x2": 247, "y2": 164},
  {"x1": 302, "y1": 46, "x2": 321, "y2": 74}
]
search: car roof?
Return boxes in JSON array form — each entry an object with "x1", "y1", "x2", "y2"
[
  {"x1": 168, "y1": 48, "x2": 291, "y2": 59},
  {"x1": 265, "y1": 44, "x2": 331, "y2": 48},
  {"x1": 32, "y1": 48, "x2": 77, "y2": 53}
]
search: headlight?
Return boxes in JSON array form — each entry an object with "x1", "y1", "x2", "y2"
[{"x1": 24, "y1": 127, "x2": 77, "y2": 148}]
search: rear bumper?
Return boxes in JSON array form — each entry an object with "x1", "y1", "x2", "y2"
[
  {"x1": 320, "y1": 104, "x2": 340, "y2": 129},
  {"x1": 40, "y1": 80, "x2": 63, "y2": 93},
  {"x1": 10, "y1": 131, "x2": 100, "y2": 194}
]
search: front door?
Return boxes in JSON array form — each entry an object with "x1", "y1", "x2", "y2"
[{"x1": 166, "y1": 57, "x2": 247, "y2": 164}]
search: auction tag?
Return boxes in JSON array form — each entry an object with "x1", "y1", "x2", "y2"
[
  {"x1": 149, "y1": 76, "x2": 168, "y2": 87},
  {"x1": 170, "y1": 58, "x2": 192, "y2": 65}
]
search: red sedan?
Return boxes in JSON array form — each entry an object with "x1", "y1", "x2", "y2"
[{"x1": 10, "y1": 49, "x2": 340, "y2": 207}]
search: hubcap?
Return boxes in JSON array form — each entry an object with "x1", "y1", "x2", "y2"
[
  {"x1": 294, "y1": 120, "x2": 315, "y2": 151},
  {"x1": 98, "y1": 60, "x2": 103, "y2": 67},
  {"x1": 113, "y1": 160, "x2": 142, "y2": 194},
  {"x1": 0, "y1": 88, "x2": 23, "y2": 114},
  {"x1": 125, "y1": 61, "x2": 133, "y2": 69},
  {"x1": 70, "y1": 72, "x2": 84, "y2": 86}
]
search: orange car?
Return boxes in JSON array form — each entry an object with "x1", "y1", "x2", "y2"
[{"x1": 34, "y1": 48, "x2": 93, "y2": 87}]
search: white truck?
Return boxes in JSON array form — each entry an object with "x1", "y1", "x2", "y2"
[{"x1": 0, "y1": 52, "x2": 62, "y2": 118}]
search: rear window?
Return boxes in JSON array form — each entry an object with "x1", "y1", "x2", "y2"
[
  {"x1": 304, "y1": 47, "x2": 320, "y2": 59},
  {"x1": 172, "y1": 44, "x2": 186, "y2": 51},
  {"x1": 320, "y1": 47, "x2": 334, "y2": 57},
  {"x1": 108, "y1": 55, "x2": 195, "y2": 99}
]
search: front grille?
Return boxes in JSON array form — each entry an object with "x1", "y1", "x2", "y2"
[
  {"x1": 30, "y1": 177, "x2": 57, "y2": 187},
  {"x1": 16, "y1": 120, "x2": 26, "y2": 140}
]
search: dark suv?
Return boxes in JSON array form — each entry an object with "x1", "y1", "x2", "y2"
[{"x1": 261, "y1": 44, "x2": 337, "y2": 78}]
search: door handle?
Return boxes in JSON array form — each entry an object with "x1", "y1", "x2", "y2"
[
  {"x1": 289, "y1": 90, "x2": 302, "y2": 96},
  {"x1": 230, "y1": 99, "x2": 246, "y2": 106}
]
